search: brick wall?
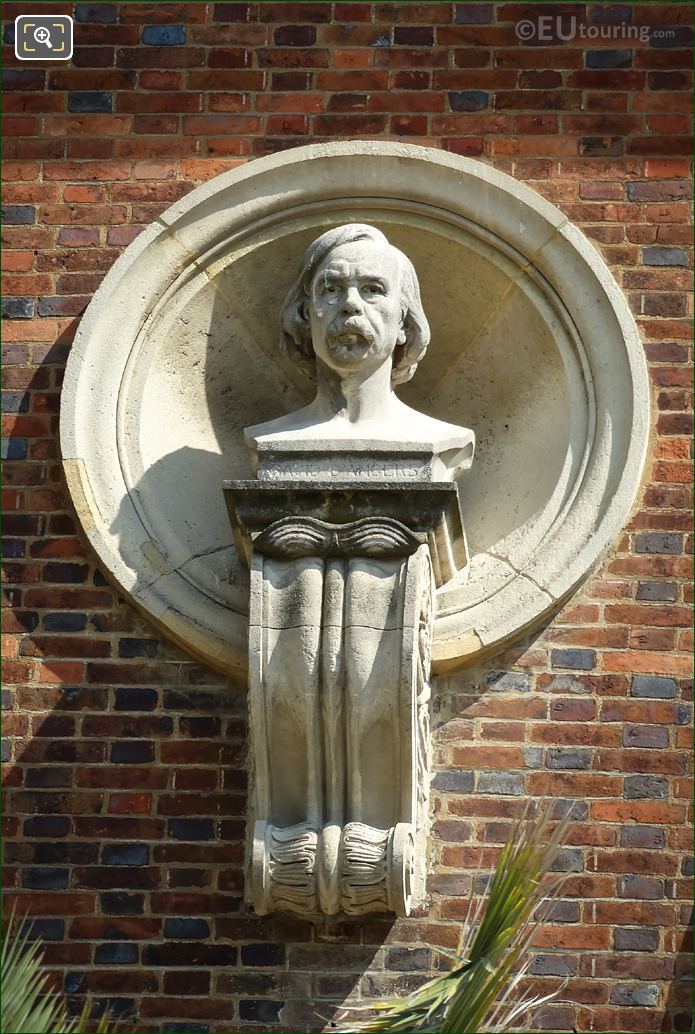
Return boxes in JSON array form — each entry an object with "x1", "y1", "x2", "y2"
[{"x1": 2, "y1": 2, "x2": 693, "y2": 1032}]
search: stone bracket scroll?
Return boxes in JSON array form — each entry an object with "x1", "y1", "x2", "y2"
[{"x1": 224, "y1": 481, "x2": 462, "y2": 917}]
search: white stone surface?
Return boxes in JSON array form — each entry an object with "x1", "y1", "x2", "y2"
[
  {"x1": 60, "y1": 141, "x2": 650, "y2": 675},
  {"x1": 247, "y1": 541, "x2": 433, "y2": 916}
]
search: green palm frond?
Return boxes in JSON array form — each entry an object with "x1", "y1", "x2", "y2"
[
  {"x1": 1, "y1": 910, "x2": 114, "y2": 1034},
  {"x1": 341, "y1": 801, "x2": 573, "y2": 1034}
]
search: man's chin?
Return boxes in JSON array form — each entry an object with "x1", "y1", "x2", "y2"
[{"x1": 328, "y1": 338, "x2": 372, "y2": 362}]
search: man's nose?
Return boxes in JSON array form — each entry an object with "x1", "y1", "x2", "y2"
[{"x1": 341, "y1": 286, "x2": 363, "y2": 315}]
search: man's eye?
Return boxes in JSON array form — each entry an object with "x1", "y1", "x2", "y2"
[
  {"x1": 364, "y1": 283, "x2": 383, "y2": 295},
  {"x1": 324, "y1": 284, "x2": 338, "y2": 294}
]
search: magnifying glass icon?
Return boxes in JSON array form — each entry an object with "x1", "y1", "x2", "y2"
[{"x1": 34, "y1": 26, "x2": 53, "y2": 48}]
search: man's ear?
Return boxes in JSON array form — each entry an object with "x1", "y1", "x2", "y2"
[{"x1": 397, "y1": 308, "x2": 407, "y2": 346}]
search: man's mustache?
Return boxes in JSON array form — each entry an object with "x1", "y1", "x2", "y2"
[{"x1": 327, "y1": 318, "x2": 374, "y2": 344}]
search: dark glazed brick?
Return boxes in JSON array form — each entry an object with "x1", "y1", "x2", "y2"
[
  {"x1": 179, "y1": 716, "x2": 221, "y2": 737},
  {"x1": 43, "y1": 613, "x2": 87, "y2": 631},
  {"x1": 2, "y1": 297, "x2": 35, "y2": 319},
  {"x1": 635, "y1": 532, "x2": 683, "y2": 553},
  {"x1": 110, "y1": 741, "x2": 154, "y2": 764},
  {"x1": 163, "y1": 917, "x2": 210, "y2": 939},
  {"x1": 68, "y1": 92, "x2": 113, "y2": 113},
  {"x1": 142, "y1": 25, "x2": 186, "y2": 45},
  {"x1": 2, "y1": 439, "x2": 29, "y2": 460},
  {"x1": 449, "y1": 90, "x2": 489, "y2": 112},
  {"x1": 546, "y1": 748, "x2": 591, "y2": 770},
  {"x1": 486, "y1": 670, "x2": 531, "y2": 692},
  {"x1": 619, "y1": 874, "x2": 663, "y2": 899},
  {"x1": 239, "y1": 1000, "x2": 284, "y2": 1023},
  {"x1": 615, "y1": 928, "x2": 659, "y2": 951},
  {"x1": 92, "y1": 998, "x2": 135, "y2": 1020},
  {"x1": 101, "y1": 892, "x2": 145, "y2": 915},
  {"x1": 118, "y1": 638, "x2": 158, "y2": 658},
  {"x1": 550, "y1": 848, "x2": 584, "y2": 873},
  {"x1": 677, "y1": 704, "x2": 691, "y2": 726},
  {"x1": 477, "y1": 772, "x2": 523, "y2": 796},
  {"x1": 1, "y1": 206, "x2": 36, "y2": 225},
  {"x1": 530, "y1": 954, "x2": 577, "y2": 977},
  {"x1": 27, "y1": 919, "x2": 65, "y2": 941},
  {"x1": 623, "y1": 725, "x2": 669, "y2": 749},
  {"x1": 631, "y1": 675, "x2": 677, "y2": 699},
  {"x1": 610, "y1": 984, "x2": 660, "y2": 1007},
  {"x1": 636, "y1": 581, "x2": 678, "y2": 601},
  {"x1": 26, "y1": 768, "x2": 72, "y2": 788},
  {"x1": 2, "y1": 392, "x2": 29, "y2": 413},
  {"x1": 586, "y1": 49, "x2": 632, "y2": 68},
  {"x1": 168, "y1": 819, "x2": 215, "y2": 841},
  {"x1": 34, "y1": 843, "x2": 98, "y2": 865},
  {"x1": 65, "y1": 972, "x2": 85, "y2": 993},
  {"x1": 274, "y1": 26, "x2": 316, "y2": 46},
  {"x1": 43, "y1": 563, "x2": 89, "y2": 584},
  {"x1": 385, "y1": 947, "x2": 432, "y2": 971},
  {"x1": 94, "y1": 942, "x2": 139, "y2": 965},
  {"x1": 624, "y1": 775, "x2": 668, "y2": 799},
  {"x1": 643, "y1": 248, "x2": 687, "y2": 268},
  {"x1": 620, "y1": 826, "x2": 665, "y2": 850},
  {"x1": 75, "y1": 3, "x2": 118, "y2": 22},
  {"x1": 240, "y1": 942, "x2": 285, "y2": 966},
  {"x1": 102, "y1": 843, "x2": 149, "y2": 866},
  {"x1": 115, "y1": 687, "x2": 158, "y2": 711},
  {"x1": 24, "y1": 816, "x2": 71, "y2": 838},
  {"x1": 455, "y1": 3, "x2": 493, "y2": 22},
  {"x1": 550, "y1": 648, "x2": 596, "y2": 671},
  {"x1": 3, "y1": 69, "x2": 45, "y2": 90},
  {"x1": 22, "y1": 867, "x2": 69, "y2": 890},
  {"x1": 143, "y1": 943, "x2": 236, "y2": 966},
  {"x1": 3, "y1": 539, "x2": 25, "y2": 558},
  {"x1": 650, "y1": 26, "x2": 693, "y2": 49},
  {"x1": 431, "y1": 770, "x2": 474, "y2": 792},
  {"x1": 394, "y1": 27, "x2": 434, "y2": 46},
  {"x1": 588, "y1": 4, "x2": 632, "y2": 23}
]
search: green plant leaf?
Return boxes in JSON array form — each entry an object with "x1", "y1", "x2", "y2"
[
  {"x1": 339, "y1": 801, "x2": 573, "y2": 1034},
  {"x1": 1, "y1": 909, "x2": 115, "y2": 1034}
]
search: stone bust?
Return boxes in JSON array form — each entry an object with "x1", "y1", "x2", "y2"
[{"x1": 245, "y1": 223, "x2": 475, "y2": 482}]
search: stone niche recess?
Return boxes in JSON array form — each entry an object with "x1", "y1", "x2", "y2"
[
  {"x1": 61, "y1": 141, "x2": 649, "y2": 680},
  {"x1": 61, "y1": 142, "x2": 649, "y2": 918}
]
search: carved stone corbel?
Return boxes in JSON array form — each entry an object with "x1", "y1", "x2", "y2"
[{"x1": 225, "y1": 483, "x2": 465, "y2": 917}]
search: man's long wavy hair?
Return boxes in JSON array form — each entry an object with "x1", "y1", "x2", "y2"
[{"x1": 279, "y1": 224, "x2": 430, "y2": 387}]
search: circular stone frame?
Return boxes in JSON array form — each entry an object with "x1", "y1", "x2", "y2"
[{"x1": 60, "y1": 142, "x2": 650, "y2": 678}]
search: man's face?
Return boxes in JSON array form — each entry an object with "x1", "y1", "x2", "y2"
[{"x1": 308, "y1": 239, "x2": 404, "y2": 377}]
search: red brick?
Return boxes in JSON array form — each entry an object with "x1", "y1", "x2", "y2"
[
  {"x1": 592, "y1": 801, "x2": 687, "y2": 824},
  {"x1": 43, "y1": 115, "x2": 133, "y2": 137},
  {"x1": 533, "y1": 926, "x2": 612, "y2": 950},
  {"x1": 44, "y1": 161, "x2": 131, "y2": 181},
  {"x1": 0, "y1": 11, "x2": 692, "y2": 1029},
  {"x1": 3, "y1": 894, "x2": 96, "y2": 916},
  {"x1": 118, "y1": 47, "x2": 206, "y2": 69},
  {"x1": 528, "y1": 772, "x2": 623, "y2": 797},
  {"x1": 117, "y1": 92, "x2": 202, "y2": 114},
  {"x1": 192, "y1": 24, "x2": 269, "y2": 46},
  {"x1": 62, "y1": 184, "x2": 106, "y2": 204}
]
